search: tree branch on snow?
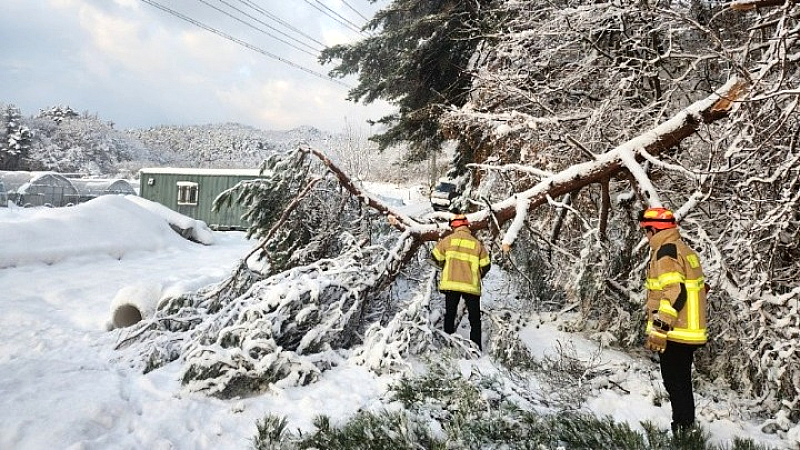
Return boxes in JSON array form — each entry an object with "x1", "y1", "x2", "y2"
[
  {"x1": 115, "y1": 148, "x2": 433, "y2": 397},
  {"x1": 599, "y1": 178, "x2": 611, "y2": 241},
  {"x1": 299, "y1": 145, "x2": 435, "y2": 238},
  {"x1": 468, "y1": 162, "x2": 553, "y2": 178},
  {"x1": 352, "y1": 273, "x2": 479, "y2": 375}
]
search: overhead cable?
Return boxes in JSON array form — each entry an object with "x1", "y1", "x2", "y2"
[
  {"x1": 237, "y1": 0, "x2": 326, "y2": 48},
  {"x1": 340, "y1": 0, "x2": 370, "y2": 22},
  {"x1": 199, "y1": 0, "x2": 321, "y2": 56},
  {"x1": 303, "y1": 0, "x2": 363, "y2": 34},
  {"x1": 138, "y1": 0, "x2": 351, "y2": 88}
]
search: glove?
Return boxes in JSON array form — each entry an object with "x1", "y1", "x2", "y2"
[{"x1": 644, "y1": 328, "x2": 668, "y2": 353}]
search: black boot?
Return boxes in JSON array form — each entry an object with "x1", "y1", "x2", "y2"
[{"x1": 671, "y1": 422, "x2": 702, "y2": 443}]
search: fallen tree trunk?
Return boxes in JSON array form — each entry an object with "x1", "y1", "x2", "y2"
[{"x1": 307, "y1": 78, "x2": 748, "y2": 244}]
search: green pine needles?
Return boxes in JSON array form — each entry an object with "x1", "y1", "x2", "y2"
[{"x1": 252, "y1": 359, "x2": 776, "y2": 450}]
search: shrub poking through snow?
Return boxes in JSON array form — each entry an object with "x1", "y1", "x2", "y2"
[{"x1": 252, "y1": 356, "x2": 776, "y2": 449}]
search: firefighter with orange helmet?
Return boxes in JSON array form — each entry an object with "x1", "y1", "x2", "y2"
[
  {"x1": 639, "y1": 207, "x2": 708, "y2": 434},
  {"x1": 432, "y1": 214, "x2": 491, "y2": 350}
]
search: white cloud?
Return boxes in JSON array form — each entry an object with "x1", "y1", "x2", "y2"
[
  {"x1": 1, "y1": 0, "x2": 394, "y2": 132},
  {"x1": 215, "y1": 77, "x2": 390, "y2": 132}
]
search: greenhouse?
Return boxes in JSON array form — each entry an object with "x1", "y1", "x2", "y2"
[
  {"x1": 0, "y1": 171, "x2": 80, "y2": 207},
  {"x1": 69, "y1": 179, "x2": 136, "y2": 202}
]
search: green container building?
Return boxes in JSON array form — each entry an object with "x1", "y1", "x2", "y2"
[{"x1": 138, "y1": 168, "x2": 264, "y2": 230}]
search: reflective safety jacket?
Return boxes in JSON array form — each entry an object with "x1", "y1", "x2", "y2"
[
  {"x1": 645, "y1": 228, "x2": 708, "y2": 345},
  {"x1": 432, "y1": 226, "x2": 491, "y2": 295}
]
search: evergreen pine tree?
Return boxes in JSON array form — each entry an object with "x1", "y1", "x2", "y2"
[
  {"x1": 36, "y1": 105, "x2": 79, "y2": 124},
  {"x1": 320, "y1": 0, "x2": 501, "y2": 163},
  {"x1": 0, "y1": 104, "x2": 32, "y2": 170}
]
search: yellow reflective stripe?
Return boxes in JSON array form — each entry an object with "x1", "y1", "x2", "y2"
[
  {"x1": 657, "y1": 271, "x2": 684, "y2": 287},
  {"x1": 684, "y1": 276, "x2": 704, "y2": 329},
  {"x1": 479, "y1": 256, "x2": 490, "y2": 267},
  {"x1": 451, "y1": 238, "x2": 476, "y2": 250},
  {"x1": 688, "y1": 295, "x2": 699, "y2": 329},
  {"x1": 684, "y1": 277, "x2": 705, "y2": 290},
  {"x1": 439, "y1": 279, "x2": 481, "y2": 295},
  {"x1": 667, "y1": 327, "x2": 707, "y2": 343},
  {"x1": 445, "y1": 250, "x2": 480, "y2": 264},
  {"x1": 644, "y1": 321, "x2": 708, "y2": 344},
  {"x1": 432, "y1": 247, "x2": 445, "y2": 261},
  {"x1": 646, "y1": 272, "x2": 686, "y2": 290},
  {"x1": 658, "y1": 300, "x2": 677, "y2": 318},
  {"x1": 648, "y1": 323, "x2": 707, "y2": 343},
  {"x1": 687, "y1": 287, "x2": 700, "y2": 330}
]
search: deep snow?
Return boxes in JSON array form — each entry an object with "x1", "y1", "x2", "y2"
[{"x1": 0, "y1": 191, "x2": 791, "y2": 449}]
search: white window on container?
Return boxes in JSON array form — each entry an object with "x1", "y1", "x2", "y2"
[{"x1": 177, "y1": 181, "x2": 199, "y2": 205}]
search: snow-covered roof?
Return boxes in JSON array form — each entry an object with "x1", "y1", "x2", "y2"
[
  {"x1": 69, "y1": 179, "x2": 136, "y2": 194},
  {"x1": 0, "y1": 171, "x2": 44, "y2": 191},
  {"x1": 139, "y1": 167, "x2": 263, "y2": 176},
  {"x1": 0, "y1": 171, "x2": 77, "y2": 193}
]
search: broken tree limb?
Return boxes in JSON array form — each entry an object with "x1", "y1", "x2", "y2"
[
  {"x1": 305, "y1": 77, "x2": 747, "y2": 245},
  {"x1": 439, "y1": 77, "x2": 748, "y2": 246},
  {"x1": 301, "y1": 145, "x2": 454, "y2": 241}
]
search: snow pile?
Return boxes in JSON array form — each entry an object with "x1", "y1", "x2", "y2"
[
  {"x1": 0, "y1": 195, "x2": 211, "y2": 268},
  {"x1": 124, "y1": 195, "x2": 215, "y2": 244}
]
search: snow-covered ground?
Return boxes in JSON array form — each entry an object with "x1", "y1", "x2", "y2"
[{"x1": 0, "y1": 193, "x2": 790, "y2": 449}]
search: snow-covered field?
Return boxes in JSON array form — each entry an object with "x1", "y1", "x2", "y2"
[{"x1": 0, "y1": 193, "x2": 791, "y2": 449}]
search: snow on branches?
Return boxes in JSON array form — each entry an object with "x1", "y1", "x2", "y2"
[
  {"x1": 352, "y1": 273, "x2": 480, "y2": 375},
  {"x1": 435, "y1": 0, "x2": 798, "y2": 429}
]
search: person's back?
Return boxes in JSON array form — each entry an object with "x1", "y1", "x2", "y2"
[
  {"x1": 434, "y1": 226, "x2": 489, "y2": 295},
  {"x1": 432, "y1": 215, "x2": 490, "y2": 349}
]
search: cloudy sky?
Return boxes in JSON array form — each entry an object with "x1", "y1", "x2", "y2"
[{"x1": 1, "y1": 0, "x2": 394, "y2": 133}]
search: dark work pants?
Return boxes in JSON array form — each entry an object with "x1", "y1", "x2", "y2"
[
  {"x1": 443, "y1": 291, "x2": 481, "y2": 349},
  {"x1": 659, "y1": 341, "x2": 698, "y2": 430}
]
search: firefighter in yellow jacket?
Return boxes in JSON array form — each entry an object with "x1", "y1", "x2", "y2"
[
  {"x1": 639, "y1": 207, "x2": 708, "y2": 434},
  {"x1": 432, "y1": 214, "x2": 491, "y2": 350}
]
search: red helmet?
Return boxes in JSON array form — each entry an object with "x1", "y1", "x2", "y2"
[
  {"x1": 638, "y1": 207, "x2": 677, "y2": 230},
  {"x1": 449, "y1": 214, "x2": 469, "y2": 228}
]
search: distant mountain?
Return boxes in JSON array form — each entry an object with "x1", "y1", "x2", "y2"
[
  {"x1": 4, "y1": 103, "x2": 420, "y2": 184},
  {"x1": 126, "y1": 123, "x2": 340, "y2": 171},
  {"x1": 20, "y1": 109, "x2": 347, "y2": 178}
]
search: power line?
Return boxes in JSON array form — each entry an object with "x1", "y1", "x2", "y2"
[
  {"x1": 198, "y1": 0, "x2": 321, "y2": 56},
  {"x1": 138, "y1": 0, "x2": 351, "y2": 88},
  {"x1": 314, "y1": 0, "x2": 365, "y2": 31},
  {"x1": 340, "y1": 0, "x2": 370, "y2": 23},
  {"x1": 237, "y1": 0, "x2": 326, "y2": 48},
  {"x1": 303, "y1": 0, "x2": 363, "y2": 34}
]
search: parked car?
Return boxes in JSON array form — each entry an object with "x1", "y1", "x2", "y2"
[{"x1": 430, "y1": 179, "x2": 459, "y2": 212}]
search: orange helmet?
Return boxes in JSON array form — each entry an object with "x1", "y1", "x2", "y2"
[
  {"x1": 449, "y1": 214, "x2": 469, "y2": 228},
  {"x1": 638, "y1": 207, "x2": 677, "y2": 230}
]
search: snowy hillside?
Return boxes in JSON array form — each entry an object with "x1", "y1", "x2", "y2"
[{"x1": 1, "y1": 102, "x2": 367, "y2": 178}]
